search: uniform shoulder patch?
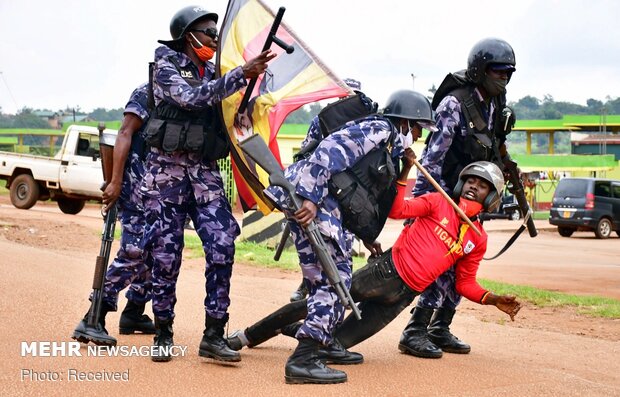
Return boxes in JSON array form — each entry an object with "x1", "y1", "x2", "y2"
[{"x1": 464, "y1": 240, "x2": 475, "y2": 254}]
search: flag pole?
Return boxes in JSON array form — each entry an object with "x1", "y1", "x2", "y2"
[
  {"x1": 413, "y1": 159, "x2": 482, "y2": 236},
  {"x1": 238, "y1": 7, "x2": 294, "y2": 114}
]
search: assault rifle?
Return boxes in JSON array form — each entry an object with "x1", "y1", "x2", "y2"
[
  {"x1": 239, "y1": 134, "x2": 361, "y2": 320},
  {"x1": 503, "y1": 155, "x2": 537, "y2": 238},
  {"x1": 500, "y1": 108, "x2": 536, "y2": 238},
  {"x1": 86, "y1": 123, "x2": 118, "y2": 328}
]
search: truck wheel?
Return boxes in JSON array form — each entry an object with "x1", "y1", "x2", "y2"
[
  {"x1": 57, "y1": 198, "x2": 86, "y2": 215},
  {"x1": 10, "y1": 174, "x2": 40, "y2": 209},
  {"x1": 557, "y1": 227, "x2": 574, "y2": 237},
  {"x1": 594, "y1": 218, "x2": 612, "y2": 239}
]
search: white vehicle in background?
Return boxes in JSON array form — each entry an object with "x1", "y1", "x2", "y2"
[{"x1": 0, "y1": 125, "x2": 117, "y2": 214}]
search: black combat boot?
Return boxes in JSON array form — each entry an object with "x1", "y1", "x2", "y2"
[
  {"x1": 119, "y1": 300, "x2": 156, "y2": 335},
  {"x1": 199, "y1": 314, "x2": 241, "y2": 362},
  {"x1": 72, "y1": 303, "x2": 117, "y2": 346},
  {"x1": 289, "y1": 281, "x2": 308, "y2": 302},
  {"x1": 427, "y1": 307, "x2": 471, "y2": 354},
  {"x1": 317, "y1": 338, "x2": 363, "y2": 365},
  {"x1": 152, "y1": 318, "x2": 174, "y2": 362},
  {"x1": 398, "y1": 306, "x2": 443, "y2": 358},
  {"x1": 285, "y1": 338, "x2": 347, "y2": 384}
]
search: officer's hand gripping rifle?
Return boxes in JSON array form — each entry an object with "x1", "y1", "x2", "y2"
[
  {"x1": 239, "y1": 134, "x2": 361, "y2": 320},
  {"x1": 87, "y1": 123, "x2": 118, "y2": 328}
]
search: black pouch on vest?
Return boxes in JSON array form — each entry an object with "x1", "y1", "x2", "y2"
[
  {"x1": 184, "y1": 124, "x2": 204, "y2": 152},
  {"x1": 329, "y1": 172, "x2": 378, "y2": 242},
  {"x1": 162, "y1": 122, "x2": 183, "y2": 152},
  {"x1": 202, "y1": 129, "x2": 230, "y2": 161},
  {"x1": 144, "y1": 119, "x2": 166, "y2": 149},
  {"x1": 364, "y1": 149, "x2": 396, "y2": 198}
]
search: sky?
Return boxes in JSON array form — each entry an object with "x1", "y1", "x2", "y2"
[{"x1": 1, "y1": 0, "x2": 619, "y2": 115}]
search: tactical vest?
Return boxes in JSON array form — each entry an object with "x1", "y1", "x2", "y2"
[
  {"x1": 328, "y1": 130, "x2": 398, "y2": 243},
  {"x1": 430, "y1": 72, "x2": 507, "y2": 191},
  {"x1": 144, "y1": 58, "x2": 229, "y2": 161},
  {"x1": 297, "y1": 103, "x2": 398, "y2": 243}
]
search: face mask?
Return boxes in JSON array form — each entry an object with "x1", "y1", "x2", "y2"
[
  {"x1": 399, "y1": 121, "x2": 413, "y2": 148},
  {"x1": 482, "y1": 77, "x2": 508, "y2": 97},
  {"x1": 458, "y1": 198, "x2": 484, "y2": 218},
  {"x1": 189, "y1": 32, "x2": 215, "y2": 61}
]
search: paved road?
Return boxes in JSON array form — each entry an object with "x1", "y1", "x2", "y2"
[{"x1": 1, "y1": 200, "x2": 619, "y2": 396}]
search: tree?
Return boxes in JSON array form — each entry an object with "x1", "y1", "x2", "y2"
[
  {"x1": 285, "y1": 105, "x2": 313, "y2": 124},
  {"x1": 88, "y1": 107, "x2": 123, "y2": 121},
  {"x1": 509, "y1": 95, "x2": 541, "y2": 119},
  {"x1": 515, "y1": 95, "x2": 540, "y2": 110},
  {"x1": 308, "y1": 103, "x2": 322, "y2": 119},
  {"x1": 13, "y1": 107, "x2": 50, "y2": 129},
  {"x1": 604, "y1": 97, "x2": 620, "y2": 114},
  {"x1": 586, "y1": 98, "x2": 604, "y2": 111}
]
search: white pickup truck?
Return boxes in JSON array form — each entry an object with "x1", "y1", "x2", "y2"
[{"x1": 0, "y1": 125, "x2": 117, "y2": 214}]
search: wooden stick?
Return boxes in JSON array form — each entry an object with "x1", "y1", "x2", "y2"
[{"x1": 413, "y1": 159, "x2": 482, "y2": 236}]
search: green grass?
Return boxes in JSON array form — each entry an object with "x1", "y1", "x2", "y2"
[
  {"x1": 479, "y1": 279, "x2": 620, "y2": 318},
  {"x1": 0, "y1": 185, "x2": 7, "y2": 195},
  {"x1": 533, "y1": 211, "x2": 550, "y2": 220},
  {"x1": 184, "y1": 234, "x2": 367, "y2": 270}
]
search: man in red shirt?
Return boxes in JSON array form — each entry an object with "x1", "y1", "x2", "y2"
[{"x1": 228, "y1": 152, "x2": 521, "y2": 357}]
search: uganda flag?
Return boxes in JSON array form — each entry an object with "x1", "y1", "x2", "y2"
[{"x1": 216, "y1": 0, "x2": 351, "y2": 213}]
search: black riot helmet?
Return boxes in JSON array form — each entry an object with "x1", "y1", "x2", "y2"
[
  {"x1": 158, "y1": 6, "x2": 218, "y2": 51},
  {"x1": 452, "y1": 161, "x2": 505, "y2": 212},
  {"x1": 466, "y1": 38, "x2": 516, "y2": 84},
  {"x1": 383, "y1": 90, "x2": 434, "y2": 123}
]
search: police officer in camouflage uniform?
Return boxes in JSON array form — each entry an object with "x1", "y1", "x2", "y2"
[
  {"x1": 398, "y1": 37, "x2": 518, "y2": 359},
  {"x1": 263, "y1": 90, "x2": 429, "y2": 384},
  {"x1": 142, "y1": 5, "x2": 274, "y2": 362},
  {"x1": 72, "y1": 83, "x2": 155, "y2": 346},
  {"x1": 288, "y1": 78, "x2": 376, "y2": 303}
]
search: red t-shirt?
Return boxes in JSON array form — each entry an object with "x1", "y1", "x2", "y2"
[{"x1": 388, "y1": 185, "x2": 488, "y2": 303}]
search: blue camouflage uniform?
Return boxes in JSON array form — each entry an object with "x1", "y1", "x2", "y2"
[
  {"x1": 414, "y1": 88, "x2": 497, "y2": 310},
  {"x1": 266, "y1": 115, "x2": 404, "y2": 345},
  {"x1": 101, "y1": 83, "x2": 152, "y2": 310},
  {"x1": 140, "y1": 45, "x2": 244, "y2": 322}
]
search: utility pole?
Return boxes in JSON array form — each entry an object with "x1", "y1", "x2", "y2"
[
  {"x1": 0, "y1": 71, "x2": 20, "y2": 111},
  {"x1": 410, "y1": 73, "x2": 416, "y2": 90},
  {"x1": 599, "y1": 106, "x2": 608, "y2": 178}
]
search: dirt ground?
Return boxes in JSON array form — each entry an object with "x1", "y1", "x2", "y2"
[{"x1": 1, "y1": 197, "x2": 619, "y2": 396}]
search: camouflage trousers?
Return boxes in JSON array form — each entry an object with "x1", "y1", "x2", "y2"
[
  {"x1": 140, "y1": 150, "x2": 240, "y2": 321},
  {"x1": 288, "y1": 220, "x2": 352, "y2": 345},
  {"x1": 142, "y1": 196, "x2": 239, "y2": 321},
  {"x1": 101, "y1": 207, "x2": 152, "y2": 310},
  {"x1": 417, "y1": 265, "x2": 462, "y2": 310}
]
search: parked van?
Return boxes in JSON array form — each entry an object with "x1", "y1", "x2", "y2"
[{"x1": 549, "y1": 177, "x2": 620, "y2": 238}]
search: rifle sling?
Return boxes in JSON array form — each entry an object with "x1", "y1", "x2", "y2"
[{"x1": 483, "y1": 223, "x2": 526, "y2": 260}]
